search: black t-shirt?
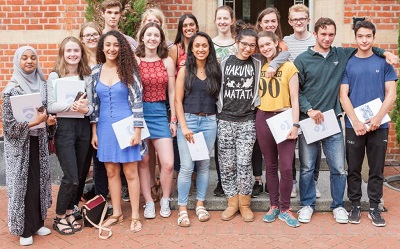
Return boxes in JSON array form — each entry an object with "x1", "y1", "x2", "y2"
[{"x1": 218, "y1": 55, "x2": 255, "y2": 121}]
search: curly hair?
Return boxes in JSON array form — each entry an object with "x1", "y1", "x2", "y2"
[
  {"x1": 184, "y1": 32, "x2": 221, "y2": 98},
  {"x1": 135, "y1": 22, "x2": 168, "y2": 59},
  {"x1": 96, "y1": 30, "x2": 140, "y2": 86},
  {"x1": 53, "y1": 36, "x2": 91, "y2": 79}
]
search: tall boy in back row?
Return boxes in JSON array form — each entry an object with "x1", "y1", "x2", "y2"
[{"x1": 340, "y1": 21, "x2": 397, "y2": 227}]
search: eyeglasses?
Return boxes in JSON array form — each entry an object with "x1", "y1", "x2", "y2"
[
  {"x1": 239, "y1": 41, "x2": 257, "y2": 49},
  {"x1": 83, "y1": 33, "x2": 100, "y2": 40},
  {"x1": 289, "y1": 18, "x2": 308, "y2": 24}
]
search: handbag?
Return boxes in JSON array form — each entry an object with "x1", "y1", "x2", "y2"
[
  {"x1": 81, "y1": 195, "x2": 112, "y2": 239},
  {"x1": 48, "y1": 137, "x2": 56, "y2": 154}
]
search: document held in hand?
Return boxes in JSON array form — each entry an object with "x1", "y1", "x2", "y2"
[
  {"x1": 10, "y1": 92, "x2": 45, "y2": 129},
  {"x1": 54, "y1": 78, "x2": 85, "y2": 118},
  {"x1": 351, "y1": 98, "x2": 391, "y2": 129},
  {"x1": 186, "y1": 132, "x2": 210, "y2": 161},
  {"x1": 112, "y1": 115, "x2": 150, "y2": 149},
  {"x1": 265, "y1": 108, "x2": 294, "y2": 144},
  {"x1": 299, "y1": 109, "x2": 340, "y2": 144}
]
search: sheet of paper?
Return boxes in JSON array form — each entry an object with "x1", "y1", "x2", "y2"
[
  {"x1": 299, "y1": 109, "x2": 341, "y2": 144},
  {"x1": 54, "y1": 78, "x2": 85, "y2": 118},
  {"x1": 187, "y1": 132, "x2": 210, "y2": 161},
  {"x1": 10, "y1": 92, "x2": 45, "y2": 130},
  {"x1": 111, "y1": 115, "x2": 150, "y2": 150},
  {"x1": 265, "y1": 108, "x2": 293, "y2": 144},
  {"x1": 351, "y1": 98, "x2": 391, "y2": 129}
]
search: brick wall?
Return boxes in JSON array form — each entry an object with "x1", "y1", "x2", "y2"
[
  {"x1": 157, "y1": 0, "x2": 193, "y2": 35},
  {"x1": 343, "y1": 0, "x2": 400, "y2": 164}
]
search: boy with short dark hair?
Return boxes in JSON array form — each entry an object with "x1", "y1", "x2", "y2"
[{"x1": 340, "y1": 21, "x2": 397, "y2": 227}]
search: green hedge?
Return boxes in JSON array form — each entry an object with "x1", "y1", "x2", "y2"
[{"x1": 85, "y1": 0, "x2": 149, "y2": 38}]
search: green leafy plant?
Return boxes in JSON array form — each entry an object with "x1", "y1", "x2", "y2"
[
  {"x1": 85, "y1": 0, "x2": 156, "y2": 38},
  {"x1": 391, "y1": 0, "x2": 400, "y2": 145}
]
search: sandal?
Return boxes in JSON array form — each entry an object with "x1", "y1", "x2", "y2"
[
  {"x1": 196, "y1": 206, "x2": 210, "y2": 222},
  {"x1": 130, "y1": 218, "x2": 142, "y2": 233},
  {"x1": 102, "y1": 214, "x2": 124, "y2": 228},
  {"x1": 53, "y1": 217, "x2": 74, "y2": 235},
  {"x1": 177, "y1": 211, "x2": 190, "y2": 227},
  {"x1": 66, "y1": 214, "x2": 82, "y2": 232}
]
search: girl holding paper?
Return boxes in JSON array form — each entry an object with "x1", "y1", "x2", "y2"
[
  {"x1": 47, "y1": 36, "x2": 93, "y2": 235},
  {"x1": 256, "y1": 31, "x2": 300, "y2": 227},
  {"x1": 134, "y1": 23, "x2": 176, "y2": 219},
  {"x1": 91, "y1": 30, "x2": 146, "y2": 233},
  {"x1": 2, "y1": 46, "x2": 56, "y2": 245},
  {"x1": 175, "y1": 32, "x2": 221, "y2": 227}
]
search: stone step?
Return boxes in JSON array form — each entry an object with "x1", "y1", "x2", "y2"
[{"x1": 170, "y1": 168, "x2": 369, "y2": 212}]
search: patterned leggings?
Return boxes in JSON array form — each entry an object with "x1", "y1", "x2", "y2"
[{"x1": 218, "y1": 119, "x2": 256, "y2": 198}]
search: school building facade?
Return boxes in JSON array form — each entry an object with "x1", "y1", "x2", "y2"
[{"x1": 0, "y1": 0, "x2": 399, "y2": 163}]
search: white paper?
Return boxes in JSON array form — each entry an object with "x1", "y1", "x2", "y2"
[
  {"x1": 265, "y1": 108, "x2": 294, "y2": 144},
  {"x1": 10, "y1": 92, "x2": 45, "y2": 129},
  {"x1": 54, "y1": 78, "x2": 85, "y2": 118},
  {"x1": 299, "y1": 109, "x2": 341, "y2": 144},
  {"x1": 111, "y1": 115, "x2": 150, "y2": 150},
  {"x1": 351, "y1": 98, "x2": 391, "y2": 129},
  {"x1": 186, "y1": 132, "x2": 210, "y2": 161}
]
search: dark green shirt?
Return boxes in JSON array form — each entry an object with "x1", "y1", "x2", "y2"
[{"x1": 294, "y1": 46, "x2": 385, "y2": 120}]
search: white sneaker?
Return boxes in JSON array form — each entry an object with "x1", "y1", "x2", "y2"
[
  {"x1": 20, "y1": 236, "x2": 33, "y2": 246},
  {"x1": 143, "y1": 201, "x2": 156, "y2": 219},
  {"x1": 315, "y1": 186, "x2": 321, "y2": 198},
  {"x1": 333, "y1": 207, "x2": 349, "y2": 224},
  {"x1": 160, "y1": 197, "x2": 171, "y2": 218},
  {"x1": 35, "y1": 226, "x2": 51, "y2": 236},
  {"x1": 291, "y1": 183, "x2": 297, "y2": 198},
  {"x1": 298, "y1": 206, "x2": 314, "y2": 223}
]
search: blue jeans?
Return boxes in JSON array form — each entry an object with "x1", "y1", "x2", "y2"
[
  {"x1": 299, "y1": 121, "x2": 346, "y2": 209},
  {"x1": 177, "y1": 113, "x2": 217, "y2": 206}
]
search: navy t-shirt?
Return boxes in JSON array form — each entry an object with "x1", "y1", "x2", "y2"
[{"x1": 341, "y1": 54, "x2": 398, "y2": 129}]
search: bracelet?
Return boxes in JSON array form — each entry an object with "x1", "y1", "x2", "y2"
[
  {"x1": 293, "y1": 123, "x2": 300, "y2": 128},
  {"x1": 171, "y1": 116, "x2": 177, "y2": 122},
  {"x1": 170, "y1": 121, "x2": 178, "y2": 125}
]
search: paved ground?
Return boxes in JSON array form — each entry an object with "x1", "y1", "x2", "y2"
[{"x1": 1, "y1": 167, "x2": 400, "y2": 248}]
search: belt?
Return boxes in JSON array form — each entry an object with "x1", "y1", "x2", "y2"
[{"x1": 194, "y1": 112, "x2": 213, "y2": 116}]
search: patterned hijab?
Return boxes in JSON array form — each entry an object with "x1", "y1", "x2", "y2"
[{"x1": 9, "y1": 46, "x2": 46, "y2": 94}]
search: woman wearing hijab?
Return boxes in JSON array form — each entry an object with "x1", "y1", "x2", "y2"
[{"x1": 2, "y1": 46, "x2": 57, "y2": 246}]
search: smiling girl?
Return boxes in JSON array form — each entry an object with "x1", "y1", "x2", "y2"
[
  {"x1": 135, "y1": 23, "x2": 176, "y2": 219},
  {"x1": 256, "y1": 31, "x2": 300, "y2": 228},
  {"x1": 47, "y1": 37, "x2": 93, "y2": 235},
  {"x1": 256, "y1": 7, "x2": 288, "y2": 51}
]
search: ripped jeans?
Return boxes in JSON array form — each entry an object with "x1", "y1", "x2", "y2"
[{"x1": 299, "y1": 121, "x2": 346, "y2": 209}]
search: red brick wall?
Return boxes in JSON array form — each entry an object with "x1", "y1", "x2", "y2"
[
  {"x1": 344, "y1": 0, "x2": 400, "y2": 164},
  {"x1": 157, "y1": 0, "x2": 193, "y2": 31}
]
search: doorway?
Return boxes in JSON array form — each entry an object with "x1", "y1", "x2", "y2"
[{"x1": 222, "y1": 0, "x2": 310, "y2": 37}]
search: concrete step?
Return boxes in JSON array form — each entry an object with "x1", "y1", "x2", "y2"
[{"x1": 170, "y1": 169, "x2": 369, "y2": 212}]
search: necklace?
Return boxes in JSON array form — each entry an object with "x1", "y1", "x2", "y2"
[{"x1": 198, "y1": 68, "x2": 205, "y2": 74}]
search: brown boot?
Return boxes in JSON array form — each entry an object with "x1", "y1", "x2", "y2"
[
  {"x1": 221, "y1": 194, "x2": 239, "y2": 221},
  {"x1": 239, "y1": 194, "x2": 254, "y2": 222}
]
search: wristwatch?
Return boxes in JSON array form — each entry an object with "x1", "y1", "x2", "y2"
[
  {"x1": 293, "y1": 123, "x2": 300, "y2": 128},
  {"x1": 306, "y1": 108, "x2": 313, "y2": 114}
]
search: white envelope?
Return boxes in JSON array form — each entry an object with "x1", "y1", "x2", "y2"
[
  {"x1": 187, "y1": 132, "x2": 210, "y2": 161},
  {"x1": 265, "y1": 108, "x2": 294, "y2": 144},
  {"x1": 111, "y1": 115, "x2": 150, "y2": 150},
  {"x1": 10, "y1": 92, "x2": 45, "y2": 130},
  {"x1": 54, "y1": 78, "x2": 85, "y2": 118},
  {"x1": 299, "y1": 109, "x2": 341, "y2": 144},
  {"x1": 351, "y1": 98, "x2": 391, "y2": 129}
]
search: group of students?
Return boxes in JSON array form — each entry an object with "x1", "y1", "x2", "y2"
[{"x1": 3, "y1": 0, "x2": 398, "y2": 246}]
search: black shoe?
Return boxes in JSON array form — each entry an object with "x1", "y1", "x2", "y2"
[
  {"x1": 213, "y1": 182, "x2": 225, "y2": 197},
  {"x1": 348, "y1": 206, "x2": 361, "y2": 224},
  {"x1": 368, "y1": 208, "x2": 386, "y2": 227},
  {"x1": 251, "y1": 181, "x2": 263, "y2": 198},
  {"x1": 121, "y1": 186, "x2": 130, "y2": 202}
]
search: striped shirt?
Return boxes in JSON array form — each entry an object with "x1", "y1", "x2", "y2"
[{"x1": 283, "y1": 33, "x2": 316, "y2": 62}]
